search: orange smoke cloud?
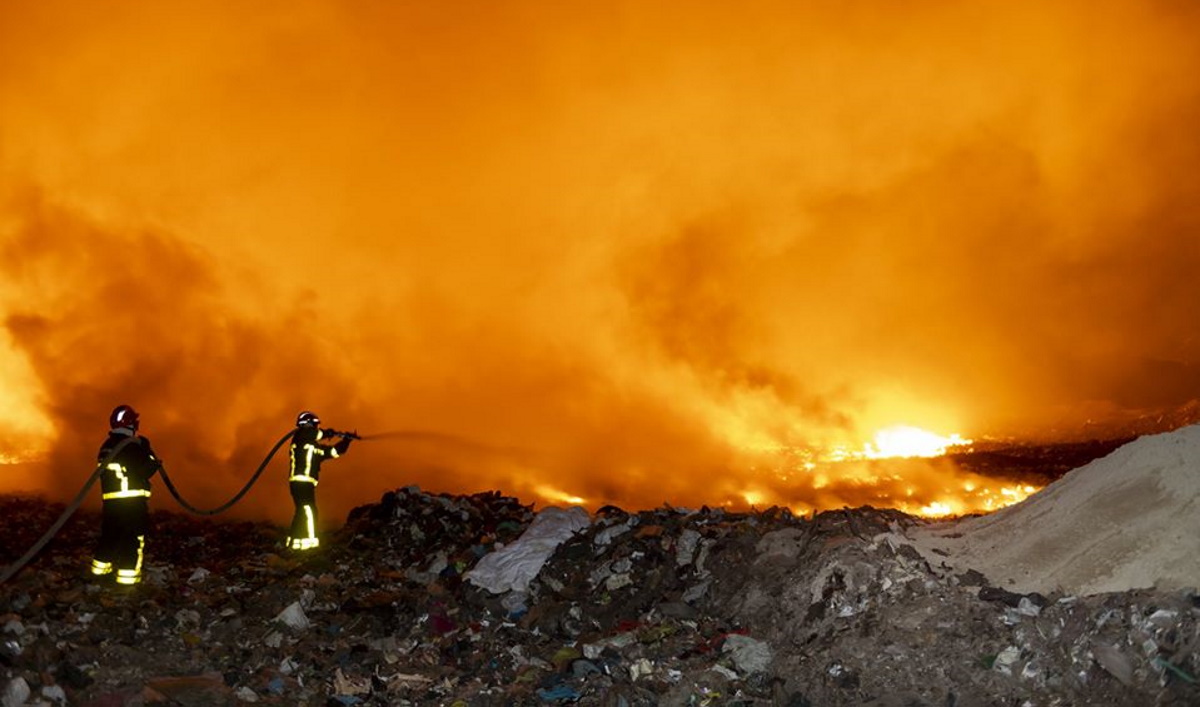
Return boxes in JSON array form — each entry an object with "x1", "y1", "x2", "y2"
[{"x1": 2, "y1": 1, "x2": 1199, "y2": 522}]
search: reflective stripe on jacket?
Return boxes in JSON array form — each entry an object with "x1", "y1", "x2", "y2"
[
  {"x1": 289, "y1": 428, "x2": 341, "y2": 484},
  {"x1": 98, "y1": 430, "x2": 160, "y2": 502}
]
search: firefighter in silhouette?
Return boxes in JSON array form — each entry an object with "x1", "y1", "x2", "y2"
[
  {"x1": 286, "y1": 411, "x2": 353, "y2": 550},
  {"x1": 91, "y1": 404, "x2": 162, "y2": 586}
]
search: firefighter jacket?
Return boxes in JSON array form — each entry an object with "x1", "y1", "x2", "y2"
[
  {"x1": 289, "y1": 427, "x2": 351, "y2": 485},
  {"x1": 97, "y1": 429, "x2": 161, "y2": 501}
]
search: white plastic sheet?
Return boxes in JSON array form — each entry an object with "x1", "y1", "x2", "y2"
[{"x1": 465, "y1": 506, "x2": 590, "y2": 594}]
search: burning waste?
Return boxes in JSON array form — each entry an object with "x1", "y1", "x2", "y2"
[
  {"x1": 1, "y1": 425, "x2": 1200, "y2": 705},
  {"x1": 4, "y1": 2, "x2": 1200, "y2": 702}
]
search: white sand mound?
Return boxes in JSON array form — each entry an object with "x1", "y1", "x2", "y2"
[{"x1": 908, "y1": 424, "x2": 1200, "y2": 596}]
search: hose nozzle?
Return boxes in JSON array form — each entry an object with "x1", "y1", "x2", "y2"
[{"x1": 323, "y1": 429, "x2": 361, "y2": 440}]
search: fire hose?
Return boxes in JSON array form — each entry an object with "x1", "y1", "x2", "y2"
[
  {"x1": 0, "y1": 436, "x2": 137, "y2": 585},
  {"x1": 1, "y1": 427, "x2": 369, "y2": 583},
  {"x1": 159, "y1": 429, "x2": 363, "y2": 515},
  {"x1": 157, "y1": 424, "x2": 357, "y2": 513},
  {"x1": 156, "y1": 429, "x2": 296, "y2": 516}
]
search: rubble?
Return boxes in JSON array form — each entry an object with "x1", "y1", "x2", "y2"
[{"x1": 1, "y1": 440, "x2": 1199, "y2": 705}]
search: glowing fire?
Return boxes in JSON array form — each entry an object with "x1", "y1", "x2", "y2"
[
  {"x1": 535, "y1": 485, "x2": 586, "y2": 506},
  {"x1": 825, "y1": 425, "x2": 974, "y2": 462},
  {"x1": 717, "y1": 424, "x2": 1042, "y2": 520},
  {"x1": 903, "y1": 483, "x2": 1040, "y2": 518},
  {"x1": 521, "y1": 424, "x2": 1042, "y2": 520},
  {"x1": 820, "y1": 426, "x2": 1041, "y2": 517}
]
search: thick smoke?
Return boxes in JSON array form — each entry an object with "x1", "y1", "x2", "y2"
[
  {"x1": 0, "y1": 191, "x2": 358, "y2": 519},
  {"x1": 2, "y1": 1, "x2": 1200, "y2": 521}
]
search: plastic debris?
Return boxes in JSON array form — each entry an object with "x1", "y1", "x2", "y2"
[
  {"x1": 275, "y1": 601, "x2": 311, "y2": 630},
  {"x1": 2, "y1": 677, "x2": 30, "y2": 707},
  {"x1": 465, "y1": 506, "x2": 590, "y2": 594},
  {"x1": 721, "y1": 634, "x2": 773, "y2": 674}
]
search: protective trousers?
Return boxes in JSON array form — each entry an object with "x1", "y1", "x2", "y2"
[
  {"x1": 91, "y1": 498, "x2": 148, "y2": 585},
  {"x1": 287, "y1": 480, "x2": 320, "y2": 550}
]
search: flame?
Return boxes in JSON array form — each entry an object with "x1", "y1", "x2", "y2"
[
  {"x1": 534, "y1": 485, "x2": 586, "y2": 507},
  {"x1": 720, "y1": 424, "x2": 1040, "y2": 519},
  {"x1": 865, "y1": 426, "x2": 973, "y2": 459},
  {"x1": 900, "y1": 483, "x2": 1040, "y2": 518},
  {"x1": 0, "y1": 332, "x2": 54, "y2": 475},
  {"x1": 920, "y1": 501, "x2": 955, "y2": 517},
  {"x1": 826, "y1": 426, "x2": 974, "y2": 462},
  {"x1": 742, "y1": 489, "x2": 766, "y2": 507}
]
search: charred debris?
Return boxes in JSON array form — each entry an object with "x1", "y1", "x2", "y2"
[{"x1": 2, "y1": 445, "x2": 1199, "y2": 706}]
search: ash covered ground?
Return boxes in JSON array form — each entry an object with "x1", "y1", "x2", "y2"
[{"x1": 2, "y1": 431, "x2": 1200, "y2": 706}]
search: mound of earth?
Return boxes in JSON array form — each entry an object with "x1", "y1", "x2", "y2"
[{"x1": 908, "y1": 424, "x2": 1200, "y2": 595}]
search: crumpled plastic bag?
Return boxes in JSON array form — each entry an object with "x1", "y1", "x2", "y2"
[{"x1": 465, "y1": 506, "x2": 590, "y2": 594}]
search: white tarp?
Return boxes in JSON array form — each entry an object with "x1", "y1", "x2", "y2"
[{"x1": 465, "y1": 506, "x2": 590, "y2": 594}]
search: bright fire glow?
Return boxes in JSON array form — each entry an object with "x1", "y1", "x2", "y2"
[
  {"x1": 901, "y1": 483, "x2": 1040, "y2": 518},
  {"x1": 825, "y1": 426, "x2": 973, "y2": 462},
  {"x1": 866, "y1": 426, "x2": 973, "y2": 459},
  {"x1": 534, "y1": 485, "x2": 586, "y2": 507},
  {"x1": 921, "y1": 502, "x2": 955, "y2": 517},
  {"x1": 0, "y1": 453, "x2": 38, "y2": 464},
  {"x1": 724, "y1": 425, "x2": 1040, "y2": 519},
  {"x1": 2, "y1": 2, "x2": 1188, "y2": 523}
]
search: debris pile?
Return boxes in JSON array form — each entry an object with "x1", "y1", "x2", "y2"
[{"x1": 1, "y1": 428, "x2": 1199, "y2": 705}]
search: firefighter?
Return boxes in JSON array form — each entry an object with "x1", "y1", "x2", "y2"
[
  {"x1": 91, "y1": 404, "x2": 161, "y2": 586},
  {"x1": 286, "y1": 411, "x2": 352, "y2": 551}
]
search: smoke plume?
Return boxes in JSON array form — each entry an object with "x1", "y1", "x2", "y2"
[{"x1": 2, "y1": 0, "x2": 1199, "y2": 522}]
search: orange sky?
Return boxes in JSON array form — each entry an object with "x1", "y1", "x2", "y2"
[{"x1": 2, "y1": 1, "x2": 1199, "y2": 522}]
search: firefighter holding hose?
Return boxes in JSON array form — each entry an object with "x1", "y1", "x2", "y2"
[
  {"x1": 286, "y1": 411, "x2": 354, "y2": 551},
  {"x1": 91, "y1": 404, "x2": 162, "y2": 586}
]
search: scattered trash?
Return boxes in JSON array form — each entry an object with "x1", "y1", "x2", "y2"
[
  {"x1": 40, "y1": 684, "x2": 67, "y2": 704},
  {"x1": 275, "y1": 601, "x2": 311, "y2": 631},
  {"x1": 2, "y1": 677, "x2": 30, "y2": 707},
  {"x1": 1093, "y1": 642, "x2": 1135, "y2": 686},
  {"x1": 992, "y1": 646, "x2": 1022, "y2": 676},
  {"x1": 721, "y1": 634, "x2": 773, "y2": 674},
  {"x1": 234, "y1": 685, "x2": 259, "y2": 702},
  {"x1": 1, "y1": 471, "x2": 1198, "y2": 705}
]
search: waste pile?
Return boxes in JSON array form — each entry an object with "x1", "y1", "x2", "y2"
[{"x1": 1, "y1": 481, "x2": 1198, "y2": 706}]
